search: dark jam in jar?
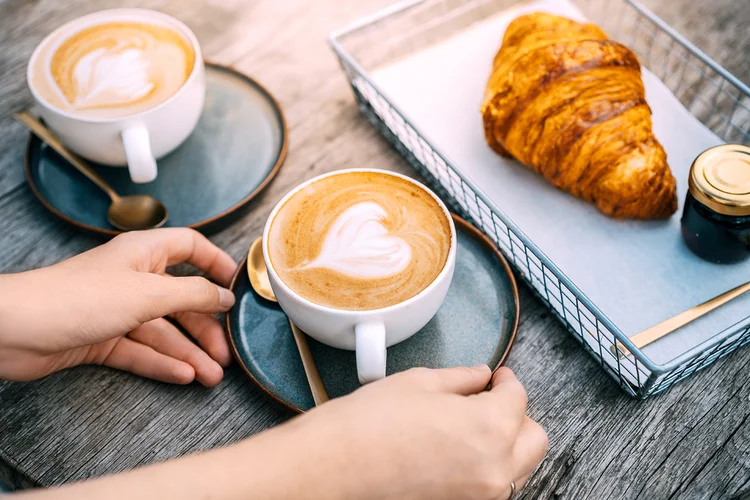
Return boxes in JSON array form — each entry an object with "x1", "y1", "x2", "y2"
[
  {"x1": 681, "y1": 192, "x2": 750, "y2": 263},
  {"x1": 681, "y1": 144, "x2": 750, "y2": 264}
]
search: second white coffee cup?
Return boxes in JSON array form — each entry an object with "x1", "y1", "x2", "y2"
[
  {"x1": 26, "y1": 9, "x2": 206, "y2": 183},
  {"x1": 263, "y1": 169, "x2": 457, "y2": 384}
]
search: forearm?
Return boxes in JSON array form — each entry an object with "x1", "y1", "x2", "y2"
[{"x1": 17, "y1": 412, "x2": 360, "y2": 500}]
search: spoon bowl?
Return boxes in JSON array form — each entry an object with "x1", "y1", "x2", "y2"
[
  {"x1": 108, "y1": 195, "x2": 168, "y2": 232},
  {"x1": 247, "y1": 237, "x2": 276, "y2": 302}
]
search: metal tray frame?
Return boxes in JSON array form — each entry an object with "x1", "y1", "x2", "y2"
[{"x1": 329, "y1": 0, "x2": 750, "y2": 398}]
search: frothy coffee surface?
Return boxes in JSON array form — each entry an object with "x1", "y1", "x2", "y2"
[
  {"x1": 31, "y1": 20, "x2": 194, "y2": 119},
  {"x1": 268, "y1": 172, "x2": 452, "y2": 311}
]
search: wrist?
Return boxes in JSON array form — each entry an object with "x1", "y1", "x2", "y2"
[
  {"x1": 227, "y1": 413, "x2": 360, "y2": 500},
  {"x1": 0, "y1": 271, "x2": 41, "y2": 353},
  {"x1": 0, "y1": 267, "x2": 66, "y2": 350},
  {"x1": 198, "y1": 407, "x2": 374, "y2": 500},
  {"x1": 0, "y1": 268, "x2": 60, "y2": 379}
]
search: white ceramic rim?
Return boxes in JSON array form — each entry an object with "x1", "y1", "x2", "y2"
[
  {"x1": 262, "y1": 168, "x2": 458, "y2": 315},
  {"x1": 26, "y1": 8, "x2": 203, "y2": 124}
]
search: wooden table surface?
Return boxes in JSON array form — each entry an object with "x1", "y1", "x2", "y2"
[{"x1": 1, "y1": 0, "x2": 749, "y2": 498}]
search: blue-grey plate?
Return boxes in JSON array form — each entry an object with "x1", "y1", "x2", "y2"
[
  {"x1": 24, "y1": 63, "x2": 287, "y2": 236},
  {"x1": 226, "y1": 215, "x2": 519, "y2": 413}
]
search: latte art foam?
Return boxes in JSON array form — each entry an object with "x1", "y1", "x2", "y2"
[
  {"x1": 32, "y1": 21, "x2": 194, "y2": 119},
  {"x1": 300, "y1": 202, "x2": 413, "y2": 279},
  {"x1": 268, "y1": 172, "x2": 452, "y2": 311},
  {"x1": 68, "y1": 45, "x2": 154, "y2": 109}
]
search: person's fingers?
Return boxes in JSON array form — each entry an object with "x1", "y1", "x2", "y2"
[
  {"x1": 126, "y1": 228, "x2": 238, "y2": 286},
  {"x1": 401, "y1": 365, "x2": 492, "y2": 395},
  {"x1": 97, "y1": 337, "x2": 195, "y2": 384},
  {"x1": 129, "y1": 319, "x2": 224, "y2": 387},
  {"x1": 138, "y1": 274, "x2": 236, "y2": 320},
  {"x1": 487, "y1": 367, "x2": 528, "y2": 416},
  {"x1": 162, "y1": 229, "x2": 238, "y2": 286},
  {"x1": 511, "y1": 416, "x2": 548, "y2": 479},
  {"x1": 171, "y1": 311, "x2": 232, "y2": 368}
]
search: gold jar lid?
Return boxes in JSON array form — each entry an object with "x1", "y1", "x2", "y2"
[{"x1": 689, "y1": 144, "x2": 750, "y2": 216}]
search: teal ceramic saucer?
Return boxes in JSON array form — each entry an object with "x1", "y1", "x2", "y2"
[
  {"x1": 226, "y1": 215, "x2": 519, "y2": 413},
  {"x1": 24, "y1": 63, "x2": 287, "y2": 236}
]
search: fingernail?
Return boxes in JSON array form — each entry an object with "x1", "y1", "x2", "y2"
[
  {"x1": 218, "y1": 287, "x2": 235, "y2": 308},
  {"x1": 473, "y1": 364, "x2": 491, "y2": 372}
]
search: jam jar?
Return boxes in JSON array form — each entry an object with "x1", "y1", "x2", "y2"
[{"x1": 681, "y1": 144, "x2": 750, "y2": 264}]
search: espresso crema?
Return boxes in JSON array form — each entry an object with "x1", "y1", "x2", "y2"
[{"x1": 268, "y1": 171, "x2": 452, "y2": 311}]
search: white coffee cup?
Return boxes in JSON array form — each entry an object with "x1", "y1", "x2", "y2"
[
  {"x1": 26, "y1": 9, "x2": 206, "y2": 183},
  {"x1": 263, "y1": 169, "x2": 457, "y2": 384}
]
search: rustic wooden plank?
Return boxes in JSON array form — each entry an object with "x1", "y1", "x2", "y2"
[
  {"x1": 0, "y1": 0, "x2": 749, "y2": 497},
  {"x1": 514, "y1": 309, "x2": 750, "y2": 499},
  {"x1": 0, "y1": 365, "x2": 292, "y2": 487}
]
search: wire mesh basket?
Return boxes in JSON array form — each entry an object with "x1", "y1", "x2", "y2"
[{"x1": 329, "y1": 0, "x2": 750, "y2": 398}]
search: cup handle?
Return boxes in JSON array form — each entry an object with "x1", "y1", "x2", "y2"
[
  {"x1": 121, "y1": 125, "x2": 157, "y2": 183},
  {"x1": 355, "y1": 321, "x2": 387, "y2": 384}
]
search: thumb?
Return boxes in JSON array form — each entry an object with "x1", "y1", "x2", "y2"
[
  {"x1": 407, "y1": 364, "x2": 492, "y2": 395},
  {"x1": 139, "y1": 274, "x2": 236, "y2": 319}
]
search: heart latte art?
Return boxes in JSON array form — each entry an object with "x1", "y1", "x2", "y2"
[
  {"x1": 268, "y1": 172, "x2": 452, "y2": 311},
  {"x1": 31, "y1": 21, "x2": 195, "y2": 119},
  {"x1": 301, "y1": 202, "x2": 413, "y2": 279}
]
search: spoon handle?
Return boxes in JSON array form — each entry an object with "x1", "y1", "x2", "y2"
[
  {"x1": 613, "y1": 280, "x2": 750, "y2": 358},
  {"x1": 13, "y1": 111, "x2": 120, "y2": 201},
  {"x1": 289, "y1": 320, "x2": 330, "y2": 406}
]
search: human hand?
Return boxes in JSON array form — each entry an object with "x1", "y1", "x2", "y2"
[
  {"x1": 0, "y1": 228, "x2": 237, "y2": 386},
  {"x1": 274, "y1": 365, "x2": 547, "y2": 500},
  {"x1": 17, "y1": 366, "x2": 546, "y2": 500}
]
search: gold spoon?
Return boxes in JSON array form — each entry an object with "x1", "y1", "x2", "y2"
[
  {"x1": 14, "y1": 111, "x2": 168, "y2": 232},
  {"x1": 612, "y1": 280, "x2": 750, "y2": 358},
  {"x1": 247, "y1": 237, "x2": 329, "y2": 406}
]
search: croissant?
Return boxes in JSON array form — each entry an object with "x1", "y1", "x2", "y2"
[{"x1": 481, "y1": 13, "x2": 677, "y2": 219}]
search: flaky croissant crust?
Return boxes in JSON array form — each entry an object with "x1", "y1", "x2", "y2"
[{"x1": 481, "y1": 13, "x2": 678, "y2": 219}]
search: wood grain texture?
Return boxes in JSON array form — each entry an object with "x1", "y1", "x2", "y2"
[{"x1": 0, "y1": 0, "x2": 749, "y2": 497}]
